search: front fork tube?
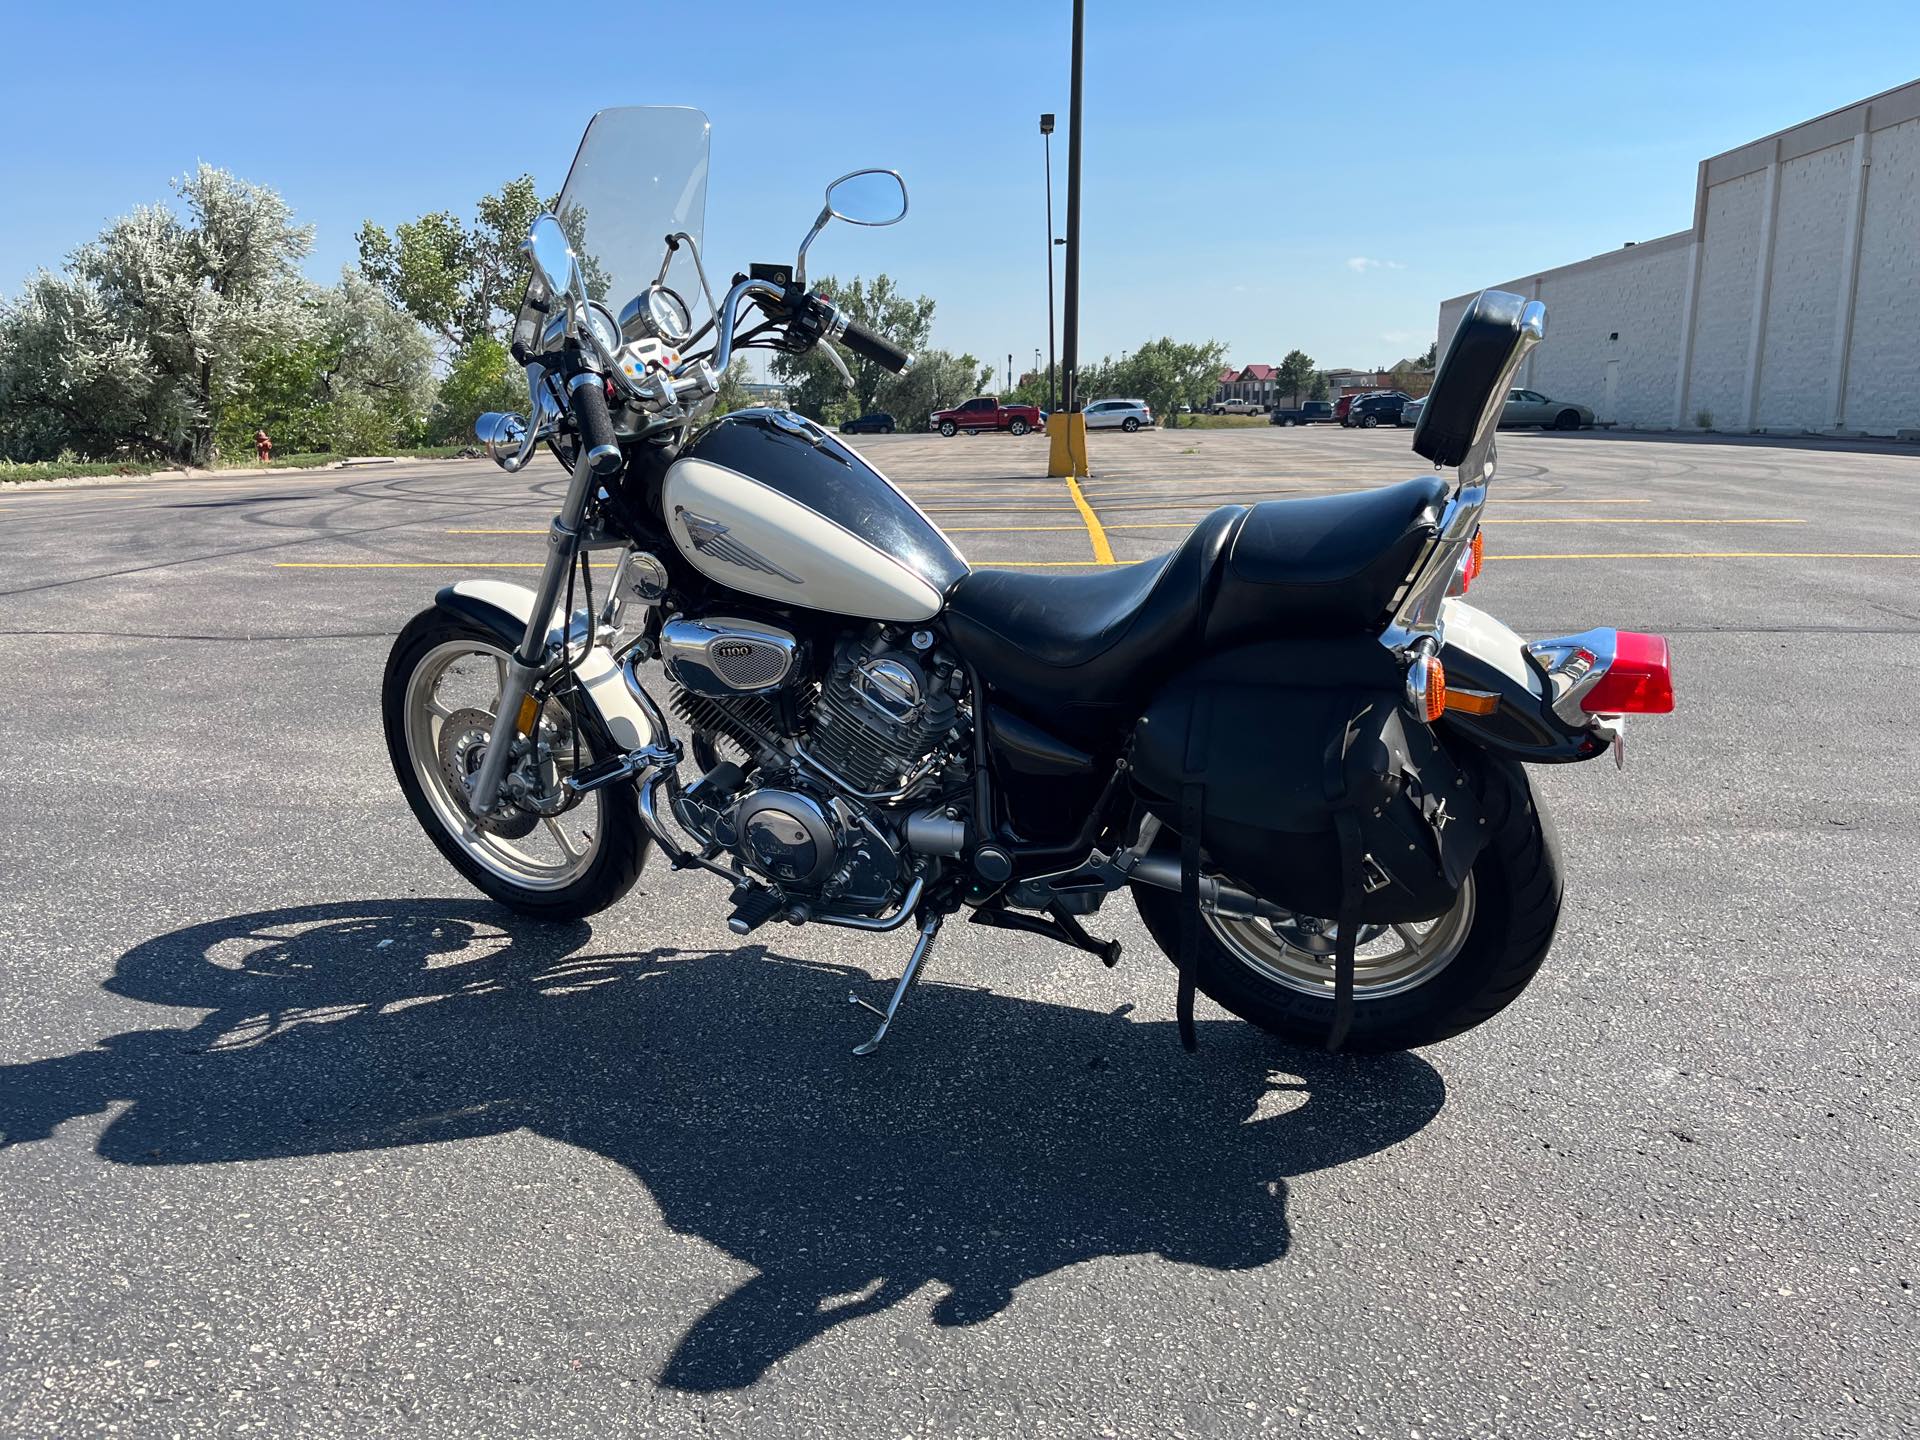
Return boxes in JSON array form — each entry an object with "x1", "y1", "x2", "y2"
[{"x1": 469, "y1": 451, "x2": 597, "y2": 814}]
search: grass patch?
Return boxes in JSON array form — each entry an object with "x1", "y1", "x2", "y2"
[
  {"x1": 1, "y1": 458, "x2": 177, "y2": 484},
  {"x1": 1172, "y1": 414, "x2": 1270, "y2": 429}
]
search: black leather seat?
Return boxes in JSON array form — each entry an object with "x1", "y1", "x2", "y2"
[{"x1": 944, "y1": 477, "x2": 1448, "y2": 734}]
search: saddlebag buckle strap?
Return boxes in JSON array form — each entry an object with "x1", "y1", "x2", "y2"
[{"x1": 1176, "y1": 780, "x2": 1203, "y2": 1053}]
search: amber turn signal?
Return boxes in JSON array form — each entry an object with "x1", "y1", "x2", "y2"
[
  {"x1": 1442, "y1": 687, "x2": 1500, "y2": 716},
  {"x1": 1420, "y1": 656, "x2": 1446, "y2": 722}
]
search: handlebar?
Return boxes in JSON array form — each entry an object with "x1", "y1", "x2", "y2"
[
  {"x1": 566, "y1": 370, "x2": 623, "y2": 475},
  {"x1": 834, "y1": 317, "x2": 912, "y2": 374}
]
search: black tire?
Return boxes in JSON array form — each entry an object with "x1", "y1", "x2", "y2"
[
  {"x1": 1122, "y1": 416, "x2": 1141, "y2": 432},
  {"x1": 882, "y1": 423, "x2": 894, "y2": 434},
  {"x1": 1280, "y1": 417, "x2": 1295, "y2": 427},
  {"x1": 1555, "y1": 409, "x2": 1582, "y2": 430},
  {"x1": 1361, "y1": 414, "x2": 1379, "y2": 428},
  {"x1": 381, "y1": 608, "x2": 649, "y2": 920},
  {"x1": 1132, "y1": 754, "x2": 1562, "y2": 1053},
  {"x1": 1009, "y1": 418, "x2": 1030, "y2": 436},
  {"x1": 939, "y1": 420, "x2": 957, "y2": 437}
]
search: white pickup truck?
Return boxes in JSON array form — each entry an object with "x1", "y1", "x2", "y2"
[{"x1": 1210, "y1": 397, "x2": 1262, "y2": 415}]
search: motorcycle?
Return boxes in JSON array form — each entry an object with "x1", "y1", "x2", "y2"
[{"x1": 382, "y1": 107, "x2": 1675, "y2": 1057}]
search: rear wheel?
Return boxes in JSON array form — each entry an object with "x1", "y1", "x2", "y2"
[
  {"x1": 1555, "y1": 409, "x2": 1582, "y2": 430},
  {"x1": 382, "y1": 609, "x2": 648, "y2": 920},
  {"x1": 882, "y1": 422, "x2": 894, "y2": 434},
  {"x1": 1280, "y1": 417, "x2": 1295, "y2": 427},
  {"x1": 1362, "y1": 414, "x2": 1379, "y2": 428},
  {"x1": 1122, "y1": 416, "x2": 1141, "y2": 432},
  {"x1": 1009, "y1": 417, "x2": 1030, "y2": 436},
  {"x1": 939, "y1": 420, "x2": 958, "y2": 437},
  {"x1": 1132, "y1": 754, "x2": 1561, "y2": 1052}
]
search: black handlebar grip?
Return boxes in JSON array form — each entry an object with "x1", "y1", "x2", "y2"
[
  {"x1": 567, "y1": 372, "x2": 623, "y2": 475},
  {"x1": 838, "y1": 320, "x2": 912, "y2": 375}
]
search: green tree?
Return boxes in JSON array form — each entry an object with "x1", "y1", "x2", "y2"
[
  {"x1": 0, "y1": 164, "x2": 315, "y2": 466},
  {"x1": 712, "y1": 358, "x2": 756, "y2": 416},
  {"x1": 357, "y1": 176, "x2": 549, "y2": 355},
  {"x1": 1074, "y1": 337, "x2": 1228, "y2": 428},
  {"x1": 427, "y1": 337, "x2": 526, "y2": 444},
  {"x1": 771, "y1": 274, "x2": 938, "y2": 425},
  {"x1": 223, "y1": 271, "x2": 438, "y2": 455},
  {"x1": 1309, "y1": 371, "x2": 1331, "y2": 402},
  {"x1": 1276, "y1": 349, "x2": 1316, "y2": 408}
]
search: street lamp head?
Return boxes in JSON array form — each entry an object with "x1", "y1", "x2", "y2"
[{"x1": 1039, "y1": 113, "x2": 1055, "y2": 135}]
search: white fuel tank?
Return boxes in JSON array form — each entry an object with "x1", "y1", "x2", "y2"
[{"x1": 662, "y1": 409, "x2": 968, "y2": 622}]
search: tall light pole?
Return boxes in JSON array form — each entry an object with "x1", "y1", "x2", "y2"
[
  {"x1": 1040, "y1": 112, "x2": 1057, "y2": 415},
  {"x1": 1060, "y1": 0, "x2": 1085, "y2": 417}
]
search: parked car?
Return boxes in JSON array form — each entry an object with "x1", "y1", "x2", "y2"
[
  {"x1": 1211, "y1": 397, "x2": 1261, "y2": 416},
  {"x1": 1333, "y1": 394, "x2": 1358, "y2": 423},
  {"x1": 1398, "y1": 395, "x2": 1426, "y2": 428},
  {"x1": 931, "y1": 396, "x2": 1045, "y2": 436},
  {"x1": 1084, "y1": 398, "x2": 1153, "y2": 432},
  {"x1": 1343, "y1": 392, "x2": 1413, "y2": 428},
  {"x1": 1270, "y1": 400, "x2": 1335, "y2": 426},
  {"x1": 839, "y1": 411, "x2": 896, "y2": 435},
  {"x1": 1502, "y1": 387, "x2": 1593, "y2": 430}
]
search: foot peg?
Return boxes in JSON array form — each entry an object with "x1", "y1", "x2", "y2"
[
  {"x1": 727, "y1": 882, "x2": 784, "y2": 936},
  {"x1": 847, "y1": 914, "x2": 942, "y2": 1055}
]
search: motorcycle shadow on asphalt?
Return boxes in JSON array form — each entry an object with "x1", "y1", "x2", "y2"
[{"x1": 0, "y1": 898, "x2": 1446, "y2": 1393}]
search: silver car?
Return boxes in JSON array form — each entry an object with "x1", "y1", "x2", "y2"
[
  {"x1": 1085, "y1": 398, "x2": 1153, "y2": 432},
  {"x1": 1398, "y1": 395, "x2": 1426, "y2": 428},
  {"x1": 1502, "y1": 387, "x2": 1593, "y2": 430}
]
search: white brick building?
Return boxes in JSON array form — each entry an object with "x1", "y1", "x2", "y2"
[{"x1": 1438, "y1": 79, "x2": 1920, "y2": 437}]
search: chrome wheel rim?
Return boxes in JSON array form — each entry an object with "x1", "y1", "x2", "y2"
[
  {"x1": 402, "y1": 639, "x2": 603, "y2": 891},
  {"x1": 1203, "y1": 876, "x2": 1476, "y2": 1000}
]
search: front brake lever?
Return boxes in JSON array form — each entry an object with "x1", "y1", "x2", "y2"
[{"x1": 818, "y1": 337, "x2": 854, "y2": 390}]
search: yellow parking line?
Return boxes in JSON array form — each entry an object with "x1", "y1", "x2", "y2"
[
  {"x1": 275, "y1": 562, "x2": 542, "y2": 569},
  {"x1": 446, "y1": 528, "x2": 544, "y2": 534},
  {"x1": 973, "y1": 559, "x2": 1123, "y2": 568},
  {"x1": 1066, "y1": 477, "x2": 1115, "y2": 564},
  {"x1": 1492, "y1": 551, "x2": 1920, "y2": 561}
]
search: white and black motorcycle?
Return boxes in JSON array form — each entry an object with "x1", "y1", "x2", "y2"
[{"x1": 382, "y1": 107, "x2": 1675, "y2": 1056}]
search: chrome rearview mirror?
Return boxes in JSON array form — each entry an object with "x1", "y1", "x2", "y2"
[
  {"x1": 826, "y1": 169, "x2": 908, "y2": 226},
  {"x1": 796, "y1": 168, "x2": 909, "y2": 287},
  {"x1": 475, "y1": 410, "x2": 530, "y2": 471},
  {"x1": 523, "y1": 214, "x2": 580, "y2": 306}
]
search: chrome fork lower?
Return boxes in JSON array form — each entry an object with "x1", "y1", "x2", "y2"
[{"x1": 468, "y1": 450, "x2": 598, "y2": 814}]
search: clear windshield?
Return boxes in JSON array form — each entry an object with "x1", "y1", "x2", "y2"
[{"x1": 512, "y1": 105, "x2": 710, "y2": 357}]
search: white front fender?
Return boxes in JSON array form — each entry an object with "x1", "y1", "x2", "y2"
[{"x1": 440, "y1": 579, "x2": 656, "y2": 754}]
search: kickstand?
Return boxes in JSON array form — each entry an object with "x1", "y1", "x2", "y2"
[{"x1": 848, "y1": 912, "x2": 943, "y2": 1056}]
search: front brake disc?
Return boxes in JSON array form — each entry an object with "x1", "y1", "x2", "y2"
[{"x1": 437, "y1": 707, "x2": 540, "y2": 839}]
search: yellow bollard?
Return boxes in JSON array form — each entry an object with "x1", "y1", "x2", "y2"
[{"x1": 1046, "y1": 411, "x2": 1089, "y2": 478}]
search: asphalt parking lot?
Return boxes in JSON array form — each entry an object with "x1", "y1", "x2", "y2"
[{"x1": 3, "y1": 425, "x2": 1917, "y2": 1437}]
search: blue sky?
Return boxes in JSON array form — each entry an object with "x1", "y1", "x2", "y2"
[{"x1": 3, "y1": 1, "x2": 1916, "y2": 375}]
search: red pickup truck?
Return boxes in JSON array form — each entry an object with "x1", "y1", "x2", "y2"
[{"x1": 931, "y1": 397, "x2": 1044, "y2": 437}]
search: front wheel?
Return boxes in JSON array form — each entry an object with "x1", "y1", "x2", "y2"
[
  {"x1": 1132, "y1": 755, "x2": 1561, "y2": 1052},
  {"x1": 1555, "y1": 409, "x2": 1582, "y2": 430},
  {"x1": 381, "y1": 609, "x2": 649, "y2": 920},
  {"x1": 1122, "y1": 417, "x2": 1141, "y2": 432},
  {"x1": 938, "y1": 420, "x2": 958, "y2": 437}
]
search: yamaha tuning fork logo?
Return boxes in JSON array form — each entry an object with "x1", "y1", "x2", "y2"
[{"x1": 675, "y1": 507, "x2": 805, "y2": 585}]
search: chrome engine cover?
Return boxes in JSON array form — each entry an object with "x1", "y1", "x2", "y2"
[
  {"x1": 661, "y1": 615, "x2": 798, "y2": 695},
  {"x1": 735, "y1": 789, "x2": 836, "y2": 887}
]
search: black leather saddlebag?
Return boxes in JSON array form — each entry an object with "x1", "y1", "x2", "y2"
[{"x1": 1130, "y1": 642, "x2": 1486, "y2": 925}]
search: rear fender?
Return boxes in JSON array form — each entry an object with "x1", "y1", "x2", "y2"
[
  {"x1": 1436, "y1": 599, "x2": 1611, "y2": 764},
  {"x1": 433, "y1": 580, "x2": 656, "y2": 753}
]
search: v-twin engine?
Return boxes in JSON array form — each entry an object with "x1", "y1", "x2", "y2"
[{"x1": 662, "y1": 621, "x2": 967, "y2": 920}]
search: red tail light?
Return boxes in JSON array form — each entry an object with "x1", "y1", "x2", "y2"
[{"x1": 1580, "y1": 631, "x2": 1674, "y2": 714}]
